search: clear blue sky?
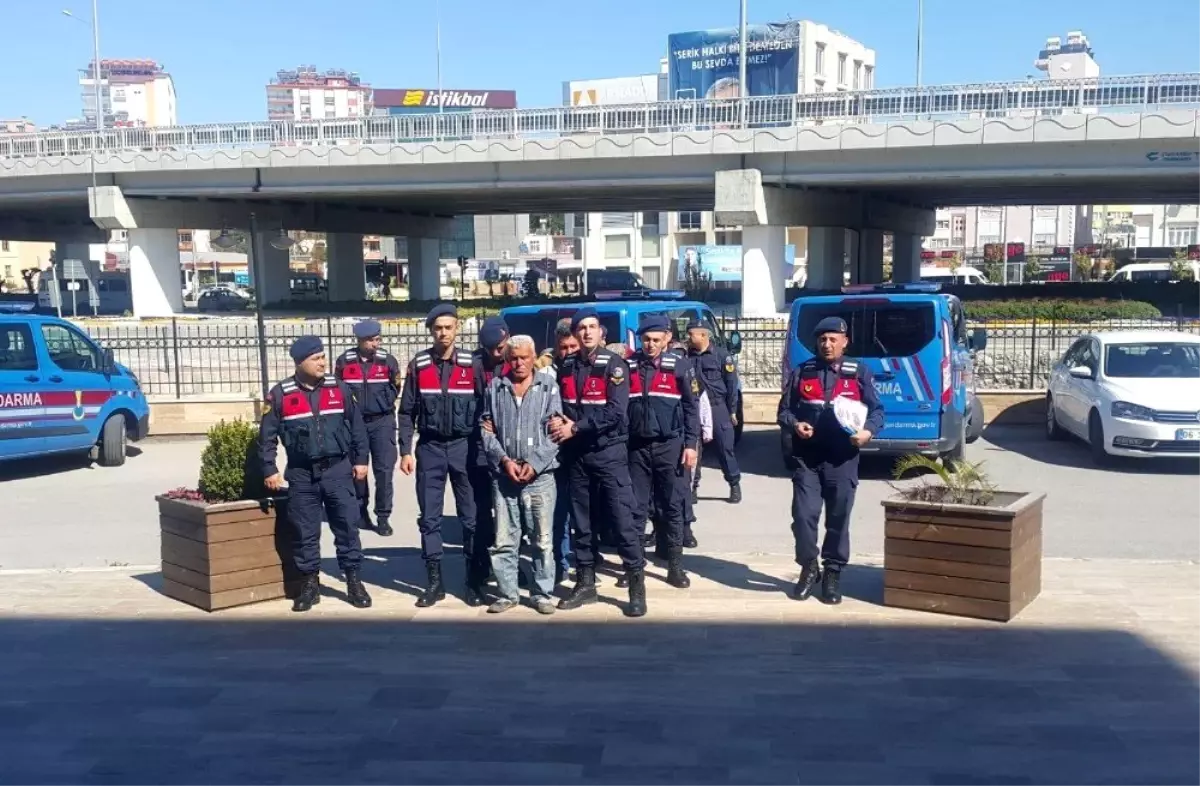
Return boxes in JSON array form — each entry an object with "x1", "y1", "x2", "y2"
[{"x1": 4, "y1": 0, "x2": 1198, "y2": 125}]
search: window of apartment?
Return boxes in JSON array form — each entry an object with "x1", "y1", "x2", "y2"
[
  {"x1": 324, "y1": 96, "x2": 336, "y2": 105},
  {"x1": 604, "y1": 234, "x2": 632, "y2": 260},
  {"x1": 853, "y1": 61, "x2": 862, "y2": 90},
  {"x1": 0, "y1": 240, "x2": 9, "y2": 252},
  {"x1": 978, "y1": 236, "x2": 1001, "y2": 246},
  {"x1": 1168, "y1": 225, "x2": 1199, "y2": 246},
  {"x1": 815, "y1": 44, "x2": 826, "y2": 76},
  {"x1": 1034, "y1": 234, "x2": 1056, "y2": 247},
  {"x1": 837, "y1": 53, "x2": 847, "y2": 84},
  {"x1": 716, "y1": 230, "x2": 742, "y2": 245},
  {"x1": 299, "y1": 93, "x2": 311, "y2": 104},
  {"x1": 602, "y1": 213, "x2": 635, "y2": 229},
  {"x1": 640, "y1": 212, "x2": 661, "y2": 232},
  {"x1": 952, "y1": 215, "x2": 966, "y2": 245},
  {"x1": 177, "y1": 231, "x2": 192, "y2": 244},
  {"x1": 677, "y1": 211, "x2": 703, "y2": 231},
  {"x1": 935, "y1": 219, "x2": 951, "y2": 231},
  {"x1": 864, "y1": 65, "x2": 874, "y2": 89},
  {"x1": 641, "y1": 233, "x2": 661, "y2": 259}
]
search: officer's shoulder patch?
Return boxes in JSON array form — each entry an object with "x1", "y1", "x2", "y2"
[
  {"x1": 280, "y1": 379, "x2": 297, "y2": 393},
  {"x1": 322, "y1": 374, "x2": 338, "y2": 387},
  {"x1": 455, "y1": 350, "x2": 474, "y2": 367},
  {"x1": 661, "y1": 354, "x2": 677, "y2": 370},
  {"x1": 724, "y1": 357, "x2": 736, "y2": 373},
  {"x1": 413, "y1": 350, "x2": 432, "y2": 367},
  {"x1": 608, "y1": 364, "x2": 625, "y2": 384},
  {"x1": 594, "y1": 353, "x2": 611, "y2": 366},
  {"x1": 840, "y1": 359, "x2": 860, "y2": 377},
  {"x1": 376, "y1": 349, "x2": 390, "y2": 357}
]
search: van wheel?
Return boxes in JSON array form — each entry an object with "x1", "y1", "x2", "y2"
[
  {"x1": 1045, "y1": 394, "x2": 1065, "y2": 441},
  {"x1": 98, "y1": 414, "x2": 127, "y2": 467},
  {"x1": 1088, "y1": 411, "x2": 1111, "y2": 467},
  {"x1": 965, "y1": 398, "x2": 984, "y2": 444},
  {"x1": 941, "y1": 420, "x2": 966, "y2": 467}
]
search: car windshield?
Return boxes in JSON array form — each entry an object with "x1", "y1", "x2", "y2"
[
  {"x1": 503, "y1": 310, "x2": 622, "y2": 353},
  {"x1": 794, "y1": 301, "x2": 936, "y2": 358},
  {"x1": 1104, "y1": 342, "x2": 1200, "y2": 378}
]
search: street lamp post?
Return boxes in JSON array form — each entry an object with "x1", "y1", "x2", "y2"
[
  {"x1": 916, "y1": 0, "x2": 925, "y2": 87},
  {"x1": 435, "y1": 0, "x2": 445, "y2": 142},
  {"x1": 62, "y1": 1, "x2": 102, "y2": 133},
  {"x1": 737, "y1": 0, "x2": 748, "y2": 127}
]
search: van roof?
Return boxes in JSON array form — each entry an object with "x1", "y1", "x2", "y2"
[{"x1": 790, "y1": 292, "x2": 953, "y2": 310}]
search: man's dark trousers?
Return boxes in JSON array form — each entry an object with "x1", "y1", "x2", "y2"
[
  {"x1": 790, "y1": 459, "x2": 856, "y2": 570},
  {"x1": 355, "y1": 413, "x2": 397, "y2": 524},
  {"x1": 289, "y1": 458, "x2": 363, "y2": 574},
  {"x1": 414, "y1": 438, "x2": 478, "y2": 569},
  {"x1": 467, "y1": 463, "x2": 496, "y2": 583},
  {"x1": 566, "y1": 444, "x2": 644, "y2": 570},
  {"x1": 629, "y1": 436, "x2": 686, "y2": 552}
]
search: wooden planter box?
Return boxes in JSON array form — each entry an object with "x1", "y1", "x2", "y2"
[
  {"x1": 156, "y1": 495, "x2": 298, "y2": 612},
  {"x1": 882, "y1": 490, "x2": 1044, "y2": 622}
]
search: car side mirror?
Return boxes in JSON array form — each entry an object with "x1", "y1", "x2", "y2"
[
  {"x1": 1068, "y1": 365, "x2": 1093, "y2": 380},
  {"x1": 969, "y1": 328, "x2": 988, "y2": 352},
  {"x1": 727, "y1": 330, "x2": 743, "y2": 355}
]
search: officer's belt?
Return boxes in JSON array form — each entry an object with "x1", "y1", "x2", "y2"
[
  {"x1": 293, "y1": 456, "x2": 345, "y2": 472},
  {"x1": 363, "y1": 411, "x2": 395, "y2": 422}
]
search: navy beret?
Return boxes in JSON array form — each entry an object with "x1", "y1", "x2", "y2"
[
  {"x1": 813, "y1": 316, "x2": 849, "y2": 336},
  {"x1": 478, "y1": 316, "x2": 509, "y2": 350},
  {"x1": 571, "y1": 307, "x2": 599, "y2": 331},
  {"x1": 353, "y1": 319, "x2": 381, "y2": 339},
  {"x1": 425, "y1": 303, "x2": 458, "y2": 329},
  {"x1": 289, "y1": 335, "x2": 324, "y2": 363},
  {"x1": 638, "y1": 314, "x2": 671, "y2": 334},
  {"x1": 685, "y1": 319, "x2": 707, "y2": 331}
]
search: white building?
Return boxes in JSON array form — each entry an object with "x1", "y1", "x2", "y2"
[
  {"x1": 266, "y1": 65, "x2": 371, "y2": 122},
  {"x1": 79, "y1": 59, "x2": 176, "y2": 128},
  {"x1": 1034, "y1": 31, "x2": 1100, "y2": 81},
  {"x1": 798, "y1": 20, "x2": 876, "y2": 93}
]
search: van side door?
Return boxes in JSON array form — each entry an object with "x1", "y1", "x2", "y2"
[
  {"x1": 37, "y1": 321, "x2": 114, "y2": 453},
  {"x1": 0, "y1": 321, "x2": 47, "y2": 459}
]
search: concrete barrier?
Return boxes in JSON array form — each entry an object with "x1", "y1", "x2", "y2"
[{"x1": 147, "y1": 390, "x2": 1048, "y2": 437}]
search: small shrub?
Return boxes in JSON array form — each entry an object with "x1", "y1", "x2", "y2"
[
  {"x1": 196, "y1": 419, "x2": 263, "y2": 503},
  {"x1": 891, "y1": 454, "x2": 997, "y2": 507},
  {"x1": 964, "y1": 299, "x2": 1161, "y2": 322}
]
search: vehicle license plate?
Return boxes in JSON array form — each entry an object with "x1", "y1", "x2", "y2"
[{"x1": 1175, "y1": 429, "x2": 1200, "y2": 441}]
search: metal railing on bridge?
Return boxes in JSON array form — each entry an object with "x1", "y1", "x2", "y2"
[
  {"x1": 81, "y1": 314, "x2": 1200, "y2": 401},
  {"x1": 2, "y1": 73, "x2": 1197, "y2": 161}
]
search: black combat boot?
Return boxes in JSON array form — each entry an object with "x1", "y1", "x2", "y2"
[
  {"x1": 729, "y1": 483, "x2": 742, "y2": 504},
  {"x1": 820, "y1": 568, "x2": 843, "y2": 605},
  {"x1": 345, "y1": 569, "x2": 372, "y2": 608},
  {"x1": 666, "y1": 548, "x2": 691, "y2": 589},
  {"x1": 625, "y1": 567, "x2": 647, "y2": 618},
  {"x1": 642, "y1": 529, "x2": 656, "y2": 548},
  {"x1": 683, "y1": 525, "x2": 698, "y2": 549},
  {"x1": 292, "y1": 572, "x2": 320, "y2": 613},
  {"x1": 558, "y1": 564, "x2": 599, "y2": 610},
  {"x1": 792, "y1": 560, "x2": 821, "y2": 601},
  {"x1": 415, "y1": 561, "x2": 446, "y2": 608},
  {"x1": 358, "y1": 512, "x2": 375, "y2": 532},
  {"x1": 375, "y1": 517, "x2": 393, "y2": 537}
]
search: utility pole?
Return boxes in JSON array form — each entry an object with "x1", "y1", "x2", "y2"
[
  {"x1": 916, "y1": 0, "x2": 924, "y2": 87},
  {"x1": 738, "y1": 0, "x2": 748, "y2": 127}
]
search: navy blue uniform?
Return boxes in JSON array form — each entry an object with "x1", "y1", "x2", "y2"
[
  {"x1": 468, "y1": 348, "x2": 510, "y2": 577},
  {"x1": 259, "y1": 374, "x2": 369, "y2": 575},
  {"x1": 778, "y1": 358, "x2": 885, "y2": 570},
  {"x1": 558, "y1": 347, "x2": 643, "y2": 571},
  {"x1": 689, "y1": 343, "x2": 741, "y2": 489},
  {"x1": 627, "y1": 349, "x2": 699, "y2": 553},
  {"x1": 335, "y1": 348, "x2": 400, "y2": 527},
  {"x1": 398, "y1": 347, "x2": 485, "y2": 578}
]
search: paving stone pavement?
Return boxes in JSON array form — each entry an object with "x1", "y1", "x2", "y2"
[{"x1": 0, "y1": 554, "x2": 1197, "y2": 785}]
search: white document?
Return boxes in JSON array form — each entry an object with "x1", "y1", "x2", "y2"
[{"x1": 832, "y1": 396, "x2": 868, "y2": 435}]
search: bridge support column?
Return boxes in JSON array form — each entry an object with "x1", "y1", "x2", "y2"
[
  {"x1": 250, "y1": 231, "x2": 292, "y2": 306},
  {"x1": 853, "y1": 229, "x2": 885, "y2": 285},
  {"x1": 129, "y1": 228, "x2": 183, "y2": 317},
  {"x1": 892, "y1": 232, "x2": 922, "y2": 283},
  {"x1": 326, "y1": 233, "x2": 365, "y2": 302},
  {"x1": 741, "y1": 225, "x2": 787, "y2": 317},
  {"x1": 407, "y1": 237, "x2": 442, "y2": 301},
  {"x1": 805, "y1": 227, "x2": 848, "y2": 290}
]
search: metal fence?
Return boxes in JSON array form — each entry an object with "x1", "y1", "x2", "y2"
[
  {"x1": 3, "y1": 73, "x2": 1197, "y2": 160},
  {"x1": 86, "y1": 315, "x2": 1200, "y2": 401}
]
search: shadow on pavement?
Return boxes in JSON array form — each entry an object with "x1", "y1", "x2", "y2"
[
  {"x1": 0, "y1": 612, "x2": 1195, "y2": 785},
  {"x1": 0, "y1": 445, "x2": 144, "y2": 481},
  {"x1": 983, "y1": 425, "x2": 1200, "y2": 475}
]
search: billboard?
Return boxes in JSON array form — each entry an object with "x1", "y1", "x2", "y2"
[
  {"x1": 373, "y1": 89, "x2": 517, "y2": 113},
  {"x1": 563, "y1": 75, "x2": 661, "y2": 106},
  {"x1": 667, "y1": 22, "x2": 801, "y2": 100},
  {"x1": 678, "y1": 244, "x2": 797, "y2": 283}
]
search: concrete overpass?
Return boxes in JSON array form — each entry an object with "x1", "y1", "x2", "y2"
[{"x1": 0, "y1": 73, "x2": 1197, "y2": 316}]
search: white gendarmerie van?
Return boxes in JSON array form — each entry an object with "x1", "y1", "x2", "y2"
[{"x1": 920, "y1": 266, "x2": 991, "y2": 286}]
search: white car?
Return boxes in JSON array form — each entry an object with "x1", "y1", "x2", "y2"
[{"x1": 1045, "y1": 331, "x2": 1200, "y2": 462}]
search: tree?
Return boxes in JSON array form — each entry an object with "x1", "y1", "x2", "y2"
[
  {"x1": 981, "y1": 244, "x2": 1004, "y2": 283},
  {"x1": 1022, "y1": 257, "x2": 1041, "y2": 284},
  {"x1": 220, "y1": 230, "x2": 250, "y2": 255},
  {"x1": 530, "y1": 213, "x2": 566, "y2": 235},
  {"x1": 1071, "y1": 250, "x2": 1095, "y2": 282},
  {"x1": 682, "y1": 262, "x2": 713, "y2": 301},
  {"x1": 521, "y1": 269, "x2": 540, "y2": 298},
  {"x1": 1170, "y1": 248, "x2": 1196, "y2": 282}
]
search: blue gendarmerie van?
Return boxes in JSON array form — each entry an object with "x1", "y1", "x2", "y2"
[
  {"x1": 0, "y1": 312, "x2": 150, "y2": 465},
  {"x1": 783, "y1": 283, "x2": 988, "y2": 460}
]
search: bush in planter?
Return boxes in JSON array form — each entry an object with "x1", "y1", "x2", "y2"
[
  {"x1": 891, "y1": 454, "x2": 997, "y2": 507},
  {"x1": 164, "y1": 419, "x2": 265, "y2": 503}
]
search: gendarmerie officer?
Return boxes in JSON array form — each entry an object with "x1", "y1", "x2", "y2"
[
  {"x1": 626, "y1": 315, "x2": 699, "y2": 589},
  {"x1": 778, "y1": 316, "x2": 884, "y2": 605},
  {"x1": 687, "y1": 320, "x2": 742, "y2": 504},
  {"x1": 260, "y1": 335, "x2": 372, "y2": 612},
  {"x1": 468, "y1": 316, "x2": 511, "y2": 587},
  {"x1": 398, "y1": 303, "x2": 486, "y2": 608},
  {"x1": 335, "y1": 319, "x2": 401, "y2": 537},
  {"x1": 549, "y1": 307, "x2": 647, "y2": 617}
]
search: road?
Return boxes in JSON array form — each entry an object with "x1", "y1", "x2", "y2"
[{"x1": 1, "y1": 425, "x2": 1195, "y2": 572}]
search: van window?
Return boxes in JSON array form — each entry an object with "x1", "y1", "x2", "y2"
[
  {"x1": 0, "y1": 323, "x2": 38, "y2": 371},
  {"x1": 1129, "y1": 268, "x2": 1172, "y2": 282},
  {"x1": 795, "y1": 301, "x2": 937, "y2": 358},
  {"x1": 504, "y1": 310, "x2": 621, "y2": 353},
  {"x1": 40, "y1": 323, "x2": 102, "y2": 372}
]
